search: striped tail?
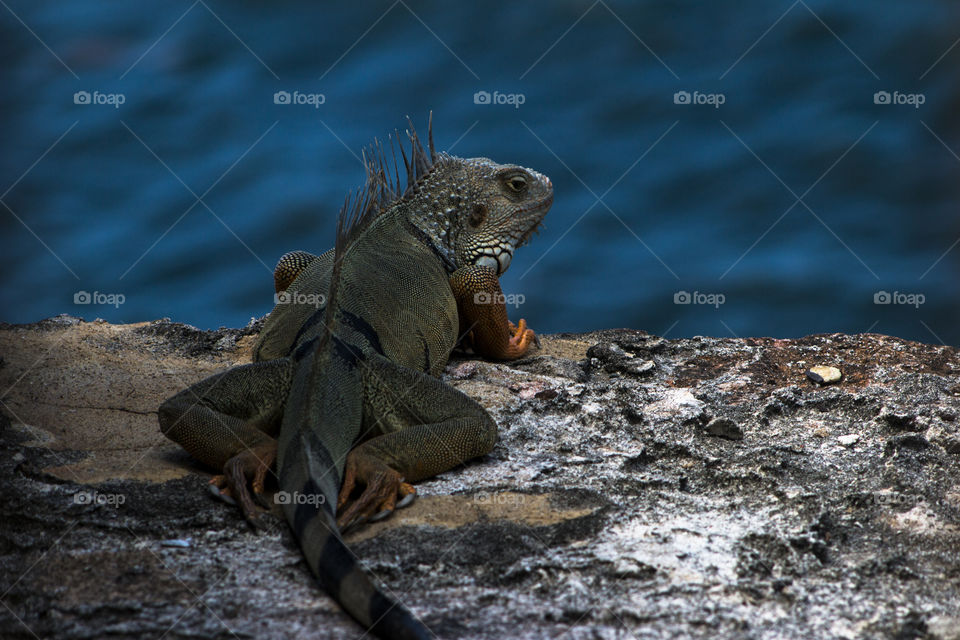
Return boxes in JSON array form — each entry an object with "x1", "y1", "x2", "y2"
[{"x1": 279, "y1": 434, "x2": 431, "y2": 640}]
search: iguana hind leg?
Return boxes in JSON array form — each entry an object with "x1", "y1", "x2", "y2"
[
  {"x1": 159, "y1": 358, "x2": 293, "y2": 524},
  {"x1": 450, "y1": 264, "x2": 538, "y2": 360},
  {"x1": 336, "y1": 353, "x2": 498, "y2": 531}
]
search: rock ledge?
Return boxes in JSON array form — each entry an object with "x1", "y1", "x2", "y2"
[{"x1": 1, "y1": 317, "x2": 958, "y2": 639}]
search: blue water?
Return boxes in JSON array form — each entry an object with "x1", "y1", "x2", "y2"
[{"x1": 2, "y1": 1, "x2": 958, "y2": 344}]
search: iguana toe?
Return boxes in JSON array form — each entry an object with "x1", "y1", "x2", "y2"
[
  {"x1": 503, "y1": 319, "x2": 537, "y2": 358},
  {"x1": 208, "y1": 477, "x2": 237, "y2": 505},
  {"x1": 214, "y1": 445, "x2": 277, "y2": 526},
  {"x1": 337, "y1": 452, "x2": 415, "y2": 531},
  {"x1": 364, "y1": 489, "x2": 416, "y2": 522}
]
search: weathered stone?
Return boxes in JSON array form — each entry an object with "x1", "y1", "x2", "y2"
[
  {"x1": 806, "y1": 365, "x2": 842, "y2": 384},
  {"x1": 704, "y1": 416, "x2": 744, "y2": 440},
  {"x1": 837, "y1": 433, "x2": 861, "y2": 446},
  {"x1": 1, "y1": 320, "x2": 959, "y2": 639}
]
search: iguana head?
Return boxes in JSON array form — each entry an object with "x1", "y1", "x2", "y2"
[
  {"x1": 406, "y1": 154, "x2": 554, "y2": 275},
  {"x1": 352, "y1": 118, "x2": 553, "y2": 275}
]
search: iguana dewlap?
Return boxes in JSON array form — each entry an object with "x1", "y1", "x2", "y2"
[{"x1": 159, "y1": 117, "x2": 552, "y2": 639}]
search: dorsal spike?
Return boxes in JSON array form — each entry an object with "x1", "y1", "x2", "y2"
[
  {"x1": 398, "y1": 137, "x2": 413, "y2": 190},
  {"x1": 405, "y1": 117, "x2": 430, "y2": 178},
  {"x1": 333, "y1": 116, "x2": 438, "y2": 261},
  {"x1": 427, "y1": 111, "x2": 435, "y2": 161},
  {"x1": 389, "y1": 134, "x2": 401, "y2": 195},
  {"x1": 313, "y1": 191, "x2": 354, "y2": 351},
  {"x1": 313, "y1": 116, "x2": 440, "y2": 347}
]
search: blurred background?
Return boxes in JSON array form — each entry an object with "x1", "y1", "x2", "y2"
[{"x1": 1, "y1": 1, "x2": 957, "y2": 344}]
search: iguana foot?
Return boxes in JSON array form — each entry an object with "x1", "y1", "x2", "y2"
[
  {"x1": 336, "y1": 451, "x2": 416, "y2": 532},
  {"x1": 210, "y1": 443, "x2": 277, "y2": 528},
  {"x1": 504, "y1": 318, "x2": 538, "y2": 357}
]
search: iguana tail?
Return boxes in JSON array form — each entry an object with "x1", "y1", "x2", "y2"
[
  {"x1": 275, "y1": 145, "x2": 432, "y2": 639},
  {"x1": 278, "y1": 438, "x2": 431, "y2": 640}
]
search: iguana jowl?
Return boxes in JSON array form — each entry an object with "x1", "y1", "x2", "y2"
[{"x1": 159, "y1": 117, "x2": 553, "y2": 639}]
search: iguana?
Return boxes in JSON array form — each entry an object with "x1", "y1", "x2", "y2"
[{"x1": 158, "y1": 117, "x2": 553, "y2": 639}]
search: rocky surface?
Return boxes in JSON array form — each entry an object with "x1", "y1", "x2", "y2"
[{"x1": 1, "y1": 316, "x2": 959, "y2": 639}]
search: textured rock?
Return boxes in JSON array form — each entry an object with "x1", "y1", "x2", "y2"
[{"x1": 1, "y1": 318, "x2": 959, "y2": 639}]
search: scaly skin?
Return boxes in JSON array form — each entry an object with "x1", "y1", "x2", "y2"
[{"x1": 158, "y1": 117, "x2": 553, "y2": 639}]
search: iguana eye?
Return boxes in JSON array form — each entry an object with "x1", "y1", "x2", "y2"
[{"x1": 505, "y1": 175, "x2": 527, "y2": 193}]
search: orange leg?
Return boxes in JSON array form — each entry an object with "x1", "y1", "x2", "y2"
[{"x1": 450, "y1": 265, "x2": 538, "y2": 360}]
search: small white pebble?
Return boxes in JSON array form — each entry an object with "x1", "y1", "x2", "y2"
[
  {"x1": 806, "y1": 365, "x2": 842, "y2": 384},
  {"x1": 838, "y1": 434, "x2": 860, "y2": 446},
  {"x1": 161, "y1": 538, "x2": 192, "y2": 548}
]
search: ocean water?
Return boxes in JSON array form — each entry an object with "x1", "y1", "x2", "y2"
[{"x1": 2, "y1": 1, "x2": 958, "y2": 344}]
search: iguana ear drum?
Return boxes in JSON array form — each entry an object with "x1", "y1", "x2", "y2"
[{"x1": 468, "y1": 203, "x2": 487, "y2": 227}]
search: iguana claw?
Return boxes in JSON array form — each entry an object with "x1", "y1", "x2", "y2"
[
  {"x1": 207, "y1": 481, "x2": 237, "y2": 505},
  {"x1": 396, "y1": 491, "x2": 416, "y2": 509},
  {"x1": 368, "y1": 509, "x2": 392, "y2": 523},
  {"x1": 369, "y1": 490, "x2": 417, "y2": 522}
]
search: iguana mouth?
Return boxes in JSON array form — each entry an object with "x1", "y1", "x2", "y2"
[{"x1": 516, "y1": 192, "x2": 553, "y2": 247}]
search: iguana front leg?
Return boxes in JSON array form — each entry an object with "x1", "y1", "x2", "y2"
[
  {"x1": 159, "y1": 358, "x2": 293, "y2": 524},
  {"x1": 336, "y1": 352, "x2": 497, "y2": 530},
  {"x1": 273, "y1": 249, "x2": 325, "y2": 293},
  {"x1": 449, "y1": 264, "x2": 538, "y2": 360}
]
